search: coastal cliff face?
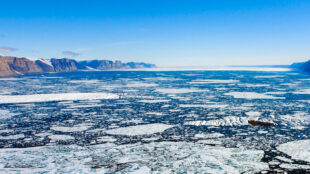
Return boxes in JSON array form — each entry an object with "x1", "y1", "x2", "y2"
[
  {"x1": 51, "y1": 58, "x2": 79, "y2": 72},
  {"x1": 291, "y1": 60, "x2": 310, "y2": 72},
  {"x1": 0, "y1": 55, "x2": 156, "y2": 77},
  {"x1": 0, "y1": 56, "x2": 46, "y2": 76}
]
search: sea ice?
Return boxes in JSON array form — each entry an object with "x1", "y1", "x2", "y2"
[
  {"x1": 239, "y1": 83, "x2": 270, "y2": 87},
  {"x1": 189, "y1": 79, "x2": 239, "y2": 84},
  {"x1": 179, "y1": 104, "x2": 228, "y2": 108},
  {"x1": 145, "y1": 112, "x2": 164, "y2": 116},
  {"x1": 197, "y1": 139, "x2": 222, "y2": 145},
  {"x1": 97, "y1": 136, "x2": 117, "y2": 142},
  {"x1": 0, "y1": 141, "x2": 268, "y2": 173},
  {"x1": 138, "y1": 99, "x2": 170, "y2": 103},
  {"x1": 48, "y1": 135, "x2": 75, "y2": 141},
  {"x1": 0, "y1": 110, "x2": 17, "y2": 119},
  {"x1": 280, "y1": 163, "x2": 310, "y2": 170},
  {"x1": 280, "y1": 112, "x2": 310, "y2": 126},
  {"x1": 156, "y1": 88, "x2": 207, "y2": 94},
  {"x1": 224, "y1": 92, "x2": 285, "y2": 99},
  {"x1": 50, "y1": 124, "x2": 92, "y2": 132},
  {"x1": 254, "y1": 75, "x2": 284, "y2": 78},
  {"x1": 0, "y1": 93, "x2": 119, "y2": 104},
  {"x1": 126, "y1": 82, "x2": 158, "y2": 87},
  {"x1": 143, "y1": 77, "x2": 182, "y2": 81},
  {"x1": 185, "y1": 116, "x2": 248, "y2": 126},
  {"x1": 68, "y1": 80, "x2": 101, "y2": 84},
  {"x1": 277, "y1": 139, "x2": 310, "y2": 162},
  {"x1": 0, "y1": 134, "x2": 24, "y2": 140},
  {"x1": 0, "y1": 78, "x2": 21, "y2": 81},
  {"x1": 194, "y1": 133, "x2": 224, "y2": 139},
  {"x1": 245, "y1": 111, "x2": 261, "y2": 117},
  {"x1": 106, "y1": 123, "x2": 175, "y2": 136},
  {"x1": 293, "y1": 88, "x2": 310, "y2": 94}
]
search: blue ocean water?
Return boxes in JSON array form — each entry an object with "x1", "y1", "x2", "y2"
[{"x1": 0, "y1": 70, "x2": 309, "y2": 173}]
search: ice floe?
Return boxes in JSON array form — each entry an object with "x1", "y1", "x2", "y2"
[
  {"x1": 280, "y1": 112, "x2": 310, "y2": 126},
  {"x1": 68, "y1": 80, "x2": 101, "y2": 84},
  {"x1": 277, "y1": 139, "x2": 310, "y2": 163},
  {"x1": 142, "y1": 137, "x2": 159, "y2": 141},
  {"x1": 280, "y1": 163, "x2": 310, "y2": 170},
  {"x1": 106, "y1": 123, "x2": 175, "y2": 136},
  {"x1": 189, "y1": 79, "x2": 239, "y2": 84},
  {"x1": 0, "y1": 129, "x2": 13, "y2": 134},
  {"x1": 0, "y1": 93, "x2": 119, "y2": 104},
  {"x1": 0, "y1": 134, "x2": 25, "y2": 140},
  {"x1": 137, "y1": 99, "x2": 170, "y2": 103},
  {"x1": 185, "y1": 116, "x2": 248, "y2": 126},
  {"x1": 0, "y1": 142, "x2": 268, "y2": 173},
  {"x1": 126, "y1": 82, "x2": 158, "y2": 87},
  {"x1": 254, "y1": 75, "x2": 284, "y2": 78},
  {"x1": 145, "y1": 112, "x2": 164, "y2": 116},
  {"x1": 48, "y1": 135, "x2": 75, "y2": 141},
  {"x1": 179, "y1": 104, "x2": 228, "y2": 108},
  {"x1": 195, "y1": 133, "x2": 224, "y2": 139},
  {"x1": 0, "y1": 110, "x2": 17, "y2": 119},
  {"x1": 51, "y1": 124, "x2": 92, "y2": 132},
  {"x1": 275, "y1": 156, "x2": 293, "y2": 163},
  {"x1": 264, "y1": 91, "x2": 287, "y2": 95},
  {"x1": 197, "y1": 139, "x2": 222, "y2": 145},
  {"x1": 143, "y1": 77, "x2": 182, "y2": 81},
  {"x1": 245, "y1": 111, "x2": 261, "y2": 117},
  {"x1": 224, "y1": 92, "x2": 285, "y2": 99},
  {"x1": 156, "y1": 88, "x2": 207, "y2": 94},
  {"x1": 239, "y1": 83, "x2": 270, "y2": 87},
  {"x1": 0, "y1": 78, "x2": 21, "y2": 81},
  {"x1": 293, "y1": 88, "x2": 310, "y2": 94},
  {"x1": 97, "y1": 136, "x2": 117, "y2": 143}
]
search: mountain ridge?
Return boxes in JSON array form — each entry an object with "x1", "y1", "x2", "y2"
[
  {"x1": 0, "y1": 55, "x2": 156, "y2": 77},
  {"x1": 290, "y1": 60, "x2": 310, "y2": 73}
]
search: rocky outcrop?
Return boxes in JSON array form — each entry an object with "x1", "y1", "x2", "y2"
[{"x1": 0, "y1": 55, "x2": 156, "y2": 77}]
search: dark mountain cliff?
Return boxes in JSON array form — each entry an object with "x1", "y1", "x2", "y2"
[{"x1": 0, "y1": 55, "x2": 156, "y2": 77}]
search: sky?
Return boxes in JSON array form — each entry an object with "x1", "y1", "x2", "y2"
[{"x1": 0, "y1": 0, "x2": 310, "y2": 66}]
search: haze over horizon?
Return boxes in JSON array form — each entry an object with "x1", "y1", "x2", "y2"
[{"x1": 0, "y1": 0, "x2": 310, "y2": 66}]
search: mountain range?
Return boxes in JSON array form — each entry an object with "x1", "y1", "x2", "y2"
[
  {"x1": 0, "y1": 55, "x2": 156, "y2": 77},
  {"x1": 290, "y1": 60, "x2": 310, "y2": 73}
]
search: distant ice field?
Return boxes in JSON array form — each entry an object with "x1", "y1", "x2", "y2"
[{"x1": 0, "y1": 70, "x2": 309, "y2": 173}]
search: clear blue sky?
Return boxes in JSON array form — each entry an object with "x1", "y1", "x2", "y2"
[{"x1": 0, "y1": 0, "x2": 310, "y2": 66}]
